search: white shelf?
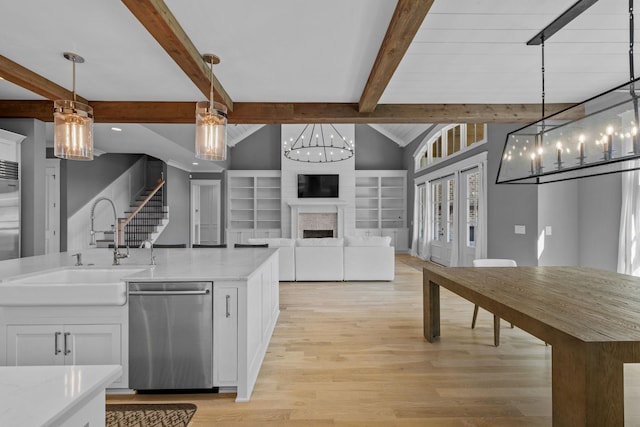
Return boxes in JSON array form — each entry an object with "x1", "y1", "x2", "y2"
[
  {"x1": 227, "y1": 170, "x2": 282, "y2": 245},
  {"x1": 355, "y1": 171, "x2": 408, "y2": 251}
]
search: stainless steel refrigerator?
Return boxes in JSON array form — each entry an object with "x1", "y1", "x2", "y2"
[{"x1": 0, "y1": 160, "x2": 19, "y2": 260}]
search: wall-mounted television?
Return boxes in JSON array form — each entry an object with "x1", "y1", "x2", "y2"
[{"x1": 297, "y1": 174, "x2": 339, "y2": 198}]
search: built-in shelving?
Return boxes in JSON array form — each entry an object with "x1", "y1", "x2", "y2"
[
  {"x1": 355, "y1": 171, "x2": 408, "y2": 251},
  {"x1": 226, "y1": 170, "x2": 281, "y2": 245}
]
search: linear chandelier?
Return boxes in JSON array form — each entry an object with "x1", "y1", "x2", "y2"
[
  {"x1": 283, "y1": 123, "x2": 354, "y2": 163},
  {"x1": 195, "y1": 53, "x2": 227, "y2": 161},
  {"x1": 497, "y1": 0, "x2": 640, "y2": 184},
  {"x1": 53, "y1": 52, "x2": 93, "y2": 161}
]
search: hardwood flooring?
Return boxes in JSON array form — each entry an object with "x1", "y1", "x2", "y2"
[{"x1": 108, "y1": 254, "x2": 640, "y2": 426}]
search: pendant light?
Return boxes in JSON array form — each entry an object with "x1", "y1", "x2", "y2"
[
  {"x1": 195, "y1": 54, "x2": 227, "y2": 161},
  {"x1": 53, "y1": 52, "x2": 93, "y2": 160},
  {"x1": 497, "y1": 0, "x2": 640, "y2": 184}
]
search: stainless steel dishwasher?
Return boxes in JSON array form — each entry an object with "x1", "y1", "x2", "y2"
[{"x1": 129, "y1": 281, "x2": 213, "y2": 390}]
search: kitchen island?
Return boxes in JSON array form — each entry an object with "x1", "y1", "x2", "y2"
[
  {"x1": 0, "y1": 247, "x2": 280, "y2": 402},
  {"x1": 0, "y1": 365, "x2": 122, "y2": 426}
]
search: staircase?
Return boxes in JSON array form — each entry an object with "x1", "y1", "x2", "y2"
[{"x1": 117, "y1": 180, "x2": 168, "y2": 247}]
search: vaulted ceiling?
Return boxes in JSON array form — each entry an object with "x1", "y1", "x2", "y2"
[{"x1": 0, "y1": 0, "x2": 635, "y2": 171}]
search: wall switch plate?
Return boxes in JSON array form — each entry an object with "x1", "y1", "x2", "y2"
[
  {"x1": 514, "y1": 225, "x2": 526, "y2": 235},
  {"x1": 545, "y1": 226, "x2": 552, "y2": 236}
]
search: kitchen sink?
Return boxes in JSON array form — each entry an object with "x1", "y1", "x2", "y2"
[{"x1": 0, "y1": 267, "x2": 147, "y2": 306}]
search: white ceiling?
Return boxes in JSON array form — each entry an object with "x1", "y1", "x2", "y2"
[{"x1": 1, "y1": 0, "x2": 636, "y2": 171}]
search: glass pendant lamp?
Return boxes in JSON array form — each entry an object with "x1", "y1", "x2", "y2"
[
  {"x1": 53, "y1": 52, "x2": 93, "y2": 160},
  {"x1": 195, "y1": 54, "x2": 227, "y2": 161}
]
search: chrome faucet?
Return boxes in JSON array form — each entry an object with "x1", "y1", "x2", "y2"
[
  {"x1": 89, "y1": 197, "x2": 129, "y2": 265},
  {"x1": 140, "y1": 239, "x2": 155, "y2": 265}
]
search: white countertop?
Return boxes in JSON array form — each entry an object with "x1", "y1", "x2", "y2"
[
  {"x1": 0, "y1": 247, "x2": 278, "y2": 283},
  {"x1": 0, "y1": 365, "x2": 122, "y2": 427}
]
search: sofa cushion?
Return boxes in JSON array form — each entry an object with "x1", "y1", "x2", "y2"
[
  {"x1": 247, "y1": 238, "x2": 295, "y2": 247},
  {"x1": 344, "y1": 235, "x2": 391, "y2": 247},
  {"x1": 296, "y1": 238, "x2": 344, "y2": 247}
]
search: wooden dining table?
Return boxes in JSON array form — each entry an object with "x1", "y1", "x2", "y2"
[{"x1": 422, "y1": 263, "x2": 640, "y2": 427}]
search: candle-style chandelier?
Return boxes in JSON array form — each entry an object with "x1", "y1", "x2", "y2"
[
  {"x1": 497, "y1": 0, "x2": 640, "y2": 184},
  {"x1": 283, "y1": 123, "x2": 354, "y2": 163}
]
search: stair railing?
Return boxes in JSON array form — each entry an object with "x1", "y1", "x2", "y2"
[{"x1": 117, "y1": 179, "x2": 165, "y2": 245}]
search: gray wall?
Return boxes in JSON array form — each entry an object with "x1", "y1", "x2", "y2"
[
  {"x1": 0, "y1": 119, "x2": 46, "y2": 257},
  {"x1": 537, "y1": 181, "x2": 579, "y2": 266},
  {"x1": 155, "y1": 165, "x2": 191, "y2": 246},
  {"x1": 486, "y1": 124, "x2": 539, "y2": 265},
  {"x1": 66, "y1": 153, "x2": 142, "y2": 216},
  {"x1": 577, "y1": 174, "x2": 621, "y2": 271},
  {"x1": 229, "y1": 125, "x2": 281, "y2": 170},
  {"x1": 355, "y1": 125, "x2": 404, "y2": 170}
]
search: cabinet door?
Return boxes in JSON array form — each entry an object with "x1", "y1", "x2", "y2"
[
  {"x1": 65, "y1": 324, "x2": 121, "y2": 366},
  {"x1": 6, "y1": 325, "x2": 64, "y2": 366},
  {"x1": 214, "y1": 287, "x2": 238, "y2": 386}
]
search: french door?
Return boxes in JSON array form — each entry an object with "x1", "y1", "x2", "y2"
[
  {"x1": 429, "y1": 175, "x2": 455, "y2": 266},
  {"x1": 417, "y1": 154, "x2": 486, "y2": 266},
  {"x1": 459, "y1": 168, "x2": 481, "y2": 266}
]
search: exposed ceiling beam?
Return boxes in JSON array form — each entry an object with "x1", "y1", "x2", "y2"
[
  {"x1": 121, "y1": 0, "x2": 233, "y2": 111},
  {"x1": 0, "y1": 55, "x2": 88, "y2": 104},
  {"x1": 0, "y1": 100, "x2": 581, "y2": 124},
  {"x1": 358, "y1": 0, "x2": 434, "y2": 113}
]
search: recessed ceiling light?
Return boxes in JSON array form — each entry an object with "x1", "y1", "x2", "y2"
[
  {"x1": 111, "y1": 127, "x2": 122, "y2": 132},
  {"x1": 192, "y1": 162, "x2": 199, "y2": 165}
]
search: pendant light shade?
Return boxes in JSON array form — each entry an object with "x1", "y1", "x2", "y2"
[
  {"x1": 195, "y1": 100, "x2": 227, "y2": 161},
  {"x1": 195, "y1": 54, "x2": 227, "y2": 161},
  {"x1": 54, "y1": 52, "x2": 93, "y2": 161}
]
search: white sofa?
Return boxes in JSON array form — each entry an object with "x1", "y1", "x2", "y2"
[
  {"x1": 247, "y1": 236, "x2": 394, "y2": 282},
  {"x1": 247, "y1": 238, "x2": 295, "y2": 281},
  {"x1": 295, "y1": 238, "x2": 345, "y2": 281},
  {"x1": 343, "y1": 236, "x2": 395, "y2": 281}
]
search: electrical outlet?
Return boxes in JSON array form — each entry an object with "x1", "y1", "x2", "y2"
[{"x1": 514, "y1": 225, "x2": 526, "y2": 235}]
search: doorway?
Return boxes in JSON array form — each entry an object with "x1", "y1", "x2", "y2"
[{"x1": 190, "y1": 180, "x2": 221, "y2": 246}]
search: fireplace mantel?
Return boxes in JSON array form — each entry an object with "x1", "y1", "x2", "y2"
[
  {"x1": 288, "y1": 199, "x2": 347, "y2": 238},
  {"x1": 287, "y1": 199, "x2": 348, "y2": 207}
]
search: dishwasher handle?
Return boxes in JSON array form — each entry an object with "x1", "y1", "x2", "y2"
[{"x1": 129, "y1": 289, "x2": 211, "y2": 296}]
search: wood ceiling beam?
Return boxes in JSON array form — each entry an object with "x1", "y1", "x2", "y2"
[
  {"x1": 0, "y1": 100, "x2": 580, "y2": 124},
  {"x1": 358, "y1": 0, "x2": 434, "y2": 113},
  {"x1": 121, "y1": 0, "x2": 233, "y2": 111},
  {"x1": 0, "y1": 56, "x2": 88, "y2": 104}
]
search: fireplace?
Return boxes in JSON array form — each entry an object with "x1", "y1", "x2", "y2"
[
  {"x1": 303, "y1": 229, "x2": 334, "y2": 238},
  {"x1": 288, "y1": 200, "x2": 347, "y2": 239}
]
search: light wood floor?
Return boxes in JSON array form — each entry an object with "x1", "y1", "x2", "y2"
[{"x1": 108, "y1": 254, "x2": 640, "y2": 426}]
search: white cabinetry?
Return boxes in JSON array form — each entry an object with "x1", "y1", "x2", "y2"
[
  {"x1": 7, "y1": 324, "x2": 121, "y2": 367},
  {"x1": 355, "y1": 170, "x2": 409, "y2": 251},
  {"x1": 212, "y1": 251, "x2": 280, "y2": 401},
  {"x1": 226, "y1": 170, "x2": 282, "y2": 245},
  {"x1": 214, "y1": 286, "x2": 238, "y2": 386},
  {"x1": 0, "y1": 306, "x2": 127, "y2": 388}
]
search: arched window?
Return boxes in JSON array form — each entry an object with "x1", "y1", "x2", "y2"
[{"x1": 414, "y1": 124, "x2": 487, "y2": 172}]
